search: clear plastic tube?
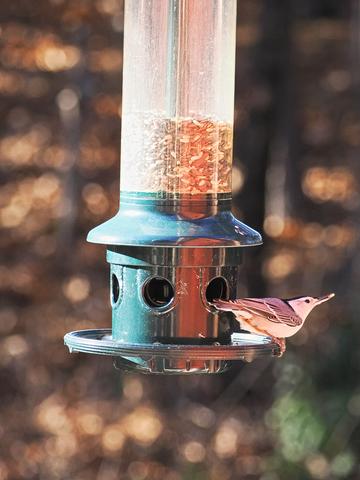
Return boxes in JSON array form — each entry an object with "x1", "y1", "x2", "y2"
[{"x1": 120, "y1": 0, "x2": 237, "y2": 198}]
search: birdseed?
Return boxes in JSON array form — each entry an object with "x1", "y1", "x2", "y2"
[{"x1": 120, "y1": 113, "x2": 233, "y2": 195}]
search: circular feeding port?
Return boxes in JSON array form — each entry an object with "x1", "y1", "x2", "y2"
[
  {"x1": 205, "y1": 277, "x2": 229, "y2": 303},
  {"x1": 143, "y1": 276, "x2": 175, "y2": 308}
]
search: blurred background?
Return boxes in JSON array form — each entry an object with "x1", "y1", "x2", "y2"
[{"x1": 0, "y1": 0, "x2": 359, "y2": 479}]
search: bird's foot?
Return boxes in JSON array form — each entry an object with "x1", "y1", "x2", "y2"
[{"x1": 271, "y1": 337, "x2": 286, "y2": 357}]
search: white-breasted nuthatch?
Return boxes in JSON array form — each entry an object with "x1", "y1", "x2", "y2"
[{"x1": 214, "y1": 293, "x2": 335, "y2": 355}]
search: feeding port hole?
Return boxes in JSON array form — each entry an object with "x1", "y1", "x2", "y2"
[
  {"x1": 205, "y1": 277, "x2": 229, "y2": 303},
  {"x1": 143, "y1": 276, "x2": 175, "y2": 308},
  {"x1": 112, "y1": 273, "x2": 120, "y2": 305}
]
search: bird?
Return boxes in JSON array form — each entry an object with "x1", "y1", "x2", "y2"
[{"x1": 213, "y1": 293, "x2": 335, "y2": 355}]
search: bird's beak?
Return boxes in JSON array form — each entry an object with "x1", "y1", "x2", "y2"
[{"x1": 316, "y1": 293, "x2": 335, "y2": 304}]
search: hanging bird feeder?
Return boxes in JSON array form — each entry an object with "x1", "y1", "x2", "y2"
[{"x1": 64, "y1": 0, "x2": 280, "y2": 374}]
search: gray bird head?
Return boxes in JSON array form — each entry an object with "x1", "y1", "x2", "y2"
[{"x1": 286, "y1": 293, "x2": 335, "y2": 320}]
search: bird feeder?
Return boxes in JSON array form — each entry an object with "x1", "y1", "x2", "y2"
[{"x1": 64, "y1": 0, "x2": 279, "y2": 374}]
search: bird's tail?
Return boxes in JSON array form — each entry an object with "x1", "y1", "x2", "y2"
[{"x1": 212, "y1": 299, "x2": 237, "y2": 311}]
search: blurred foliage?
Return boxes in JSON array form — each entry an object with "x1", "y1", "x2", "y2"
[{"x1": 0, "y1": 0, "x2": 360, "y2": 479}]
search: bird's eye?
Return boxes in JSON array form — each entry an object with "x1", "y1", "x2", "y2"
[{"x1": 305, "y1": 299, "x2": 310, "y2": 304}]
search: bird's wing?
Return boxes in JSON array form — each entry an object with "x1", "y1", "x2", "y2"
[
  {"x1": 217, "y1": 298, "x2": 302, "y2": 327},
  {"x1": 237, "y1": 298, "x2": 302, "y2": 327}
]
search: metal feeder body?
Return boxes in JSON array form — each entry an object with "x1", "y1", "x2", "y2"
[{"x1": 64, "y1": 0, "x2": 280, "y2": 374}]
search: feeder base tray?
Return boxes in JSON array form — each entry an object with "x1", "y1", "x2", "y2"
[{"x1": 64, "y1": 329, "x2": 280, "y2": 374}]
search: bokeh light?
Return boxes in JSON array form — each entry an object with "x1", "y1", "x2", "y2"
[{"x1": 0, "y1": 2, "x2": 358, "y2": 480}]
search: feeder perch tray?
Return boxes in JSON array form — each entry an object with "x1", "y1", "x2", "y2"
[{"x1": 64, "y1": 329, "x2": 280, "y2": 374}]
